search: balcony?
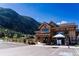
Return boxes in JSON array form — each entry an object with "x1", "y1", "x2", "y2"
[{"x1": 35, "y1": 31, "x2": 50, "y2": 34}]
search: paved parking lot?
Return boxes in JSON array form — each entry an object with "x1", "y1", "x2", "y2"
[
  {"x1": 0, "y1": 41, "x2": 79, "y2": 56},
  {"x1": 0, "y1": 41, "x2": 26, "y2": 49}
]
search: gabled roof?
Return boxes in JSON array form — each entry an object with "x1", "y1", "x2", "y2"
[
  {"x1": 39, "y1": 21, "x2": 58, "y2": 29},
  {"x1": 38, "y1": 22, "x2": 49, "y2": 29},
  {"x1": 49, "y1": 21, "x2": 59, "y2": 27},
  {"x1": 38, "y1": 21, "x2": 59, "y2": 29}
]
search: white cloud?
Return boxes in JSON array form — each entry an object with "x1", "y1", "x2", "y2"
[
  {"x1": 57, "y1": 22, "x2": 61, "y2": 25},
  {"x1": 61, "y1": 21, "x2": 67, "y2": 24},
  {"x1": 57, "y1": 21, "x2": 68, "y2": 25}
]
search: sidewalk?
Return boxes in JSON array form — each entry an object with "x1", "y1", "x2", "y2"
[{"x1": 32, "y1": 44, "x2": 79, "y2": 48}]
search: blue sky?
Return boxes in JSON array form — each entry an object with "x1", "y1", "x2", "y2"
[{"x1": 0, "y1": 3, "x2": 79, "y2": 25}]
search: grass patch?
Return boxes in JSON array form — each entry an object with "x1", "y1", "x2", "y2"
[{"x1": 75, "y1": 45, "x2": 79, "y2": 47}]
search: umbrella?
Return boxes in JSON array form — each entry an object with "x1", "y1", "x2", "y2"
[{"x1": 53, "y1": 33, "x2": 65, "y2": 38}]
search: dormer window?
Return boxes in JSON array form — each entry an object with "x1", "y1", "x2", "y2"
[{"x1": 42, "y1": 28, "x2": 49, "y2": 33}]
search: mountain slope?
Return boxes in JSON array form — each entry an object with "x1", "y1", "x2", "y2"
[{"x1": 0, "y1": 7, "x2": 40, "y2": 34}]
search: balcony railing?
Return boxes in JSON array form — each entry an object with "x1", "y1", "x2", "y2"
[{"x1": 35, "y1": 31, "x2": 50, "y2": 34}]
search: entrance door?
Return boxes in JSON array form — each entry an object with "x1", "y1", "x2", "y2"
[
  {"x1": 57, "y1": 39, "x2": 62, "y2": 45},
  {"x1": 43, "y1": 37, "x2": 48, "y2": 43}
]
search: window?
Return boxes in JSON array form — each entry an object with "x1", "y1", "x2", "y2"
[{"x1": 42, "y1": 28, "x2": 49, "y2": 33}]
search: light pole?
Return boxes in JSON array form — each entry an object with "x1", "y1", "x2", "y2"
[
  {"x1": 4, "y1": 29, "x2": 8, "y2": 41},
  {"x1": 66, "y1": 34, "x2": 70, "y2": 48}
]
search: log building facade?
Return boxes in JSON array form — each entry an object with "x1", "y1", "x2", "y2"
[{"x1": 35, "y1": 21, "x2": 78, "y2": 45}]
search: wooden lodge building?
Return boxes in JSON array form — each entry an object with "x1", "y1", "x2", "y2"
[{"x1": 35, "y1": 21, "x2": 79, "y2": 45}]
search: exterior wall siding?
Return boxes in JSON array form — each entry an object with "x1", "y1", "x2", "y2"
[{"x1": 35, "y1": 22, "x2": 77, "y2": 45}]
